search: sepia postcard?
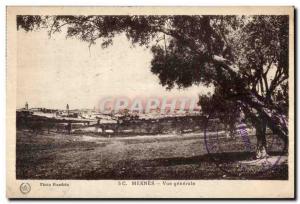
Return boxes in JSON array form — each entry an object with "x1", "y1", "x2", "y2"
[{"x1": 6, "y1": 6, "x2": 295, "y2": 199}]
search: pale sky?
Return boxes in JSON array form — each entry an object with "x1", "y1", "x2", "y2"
[{"x1": 17, "y1": 29, "x2": 212, "y2": 110}]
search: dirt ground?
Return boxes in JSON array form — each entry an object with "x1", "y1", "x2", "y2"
[{"x1": 16, "y1": 130, "x2": 288, "y2": 180}]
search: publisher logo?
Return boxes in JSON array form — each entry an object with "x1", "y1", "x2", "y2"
[{"x1": 20, "y1": 183, "x2": 31, "y2": 194}]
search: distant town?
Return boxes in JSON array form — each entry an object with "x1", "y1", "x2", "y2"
[
  {"x1": 18, "y1": 101, "x2": 201, "y2": 120},
  {"x1": 17, "y1": 102, "x2": 204, "y2": 136}
]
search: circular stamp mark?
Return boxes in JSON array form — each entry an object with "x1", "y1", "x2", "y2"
[
  {"x1": 20, "y1": 183, "x2": 31, "y2": 194},
  {"x1": 203, "y1": 112, "x2": 288, "y2": 178}
]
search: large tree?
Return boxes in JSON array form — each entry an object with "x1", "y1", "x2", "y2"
[{"x1": 17, "y1": 15, "x2": 289, "y2": 158}]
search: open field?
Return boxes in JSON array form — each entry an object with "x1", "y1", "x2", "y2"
[{"x1": 16, "y1": 130, "x2": 288, "y2": 180}]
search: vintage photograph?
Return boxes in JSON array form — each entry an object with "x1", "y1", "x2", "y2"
[{"x1": 7, "y1": 6, "x2": 294, "y2": 198}]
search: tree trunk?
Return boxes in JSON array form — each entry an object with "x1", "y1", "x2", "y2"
[
  {"x1": 212, "y1": 55, "x2": 288, "y2": 141},
  {"x1": 212, "y1": 55, "x2": 288, "y2": 154},
  {"x1": 240, "y1": 93, "x2": 288, "y2": 142},
  {"x1": 255, "y1": 118, "x2": 268, "y2": 159}
]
